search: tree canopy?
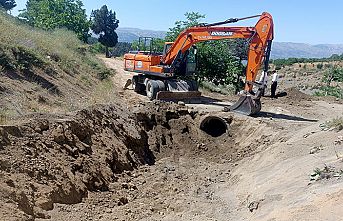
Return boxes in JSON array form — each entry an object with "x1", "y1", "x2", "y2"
[
  {"x1": 165, "y1": 12, "x2": 205, "y2": 42},
  {"x1": 0, "y1": 0, "x2": 16, "y2": 11},
  {"x1": 90, "y1": 5, "x2": 119, "y2": 57},
  {"x1": 19, "y1": 0, "x2": 89, "y2": 42}
]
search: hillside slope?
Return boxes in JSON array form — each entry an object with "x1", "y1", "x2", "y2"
[{"x1": 0, "y1": 13, "x2": 115, "y2": 123}]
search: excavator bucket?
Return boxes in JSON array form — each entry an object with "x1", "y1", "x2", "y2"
[{"x1": 229, "y1": 95, "x2": 261, "y2": 116}]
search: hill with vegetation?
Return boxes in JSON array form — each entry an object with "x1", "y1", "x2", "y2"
[
  {"x1": 0, "y1": 12, "x2": 114, "y2": 123},
  {"x1": 116, "y1": 27, "x2": 166, "y2": 43}
]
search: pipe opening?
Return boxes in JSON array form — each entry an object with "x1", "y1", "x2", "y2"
[{"x1": 200, "y1": 116, "x2": 227, "y2": 137}]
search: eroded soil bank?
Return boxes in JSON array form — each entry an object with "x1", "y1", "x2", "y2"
[{"x1": 0, "y1": 101, "x2": 262, "y2": 220}]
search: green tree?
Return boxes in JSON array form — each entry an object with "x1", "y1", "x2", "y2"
[
  {"x1": 227, "y1": 39, "x2": 248, "y2": 62},
  {"x1": 197, "y1": 41, "x2": 243, "y2": 86},
  {"x1": 19, "y1": 0, "x2": 89, "y2": 42},
  {"x1": 165, "y1": 12, "x2": 205, "y2": 42},
  {"x1": 0, "y1": 0, "x2": 16, "y2": 11},
  {"x1": 324, "y1": 67, "x2": 343, "y2": 86},
  {"x1": 90, "y1": 5, "x2": 119, "y2": 58}
]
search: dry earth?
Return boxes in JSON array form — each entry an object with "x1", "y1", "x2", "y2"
[{"x1": 1, "y1": 57, "x2": 342, "y2": 221}]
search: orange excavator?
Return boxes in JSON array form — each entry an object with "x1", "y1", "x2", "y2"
[{"x1": 124, "y1": 12, "x2": 274, "y2": 115}]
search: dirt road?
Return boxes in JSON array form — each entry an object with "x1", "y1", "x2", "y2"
[{"x1": 1, "y1": 57, "x2": 342, "y2": 221}]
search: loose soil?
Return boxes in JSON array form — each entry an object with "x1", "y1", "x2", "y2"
[{"x1": 0, "y1": 57, "x2": 342, "y2": 221}]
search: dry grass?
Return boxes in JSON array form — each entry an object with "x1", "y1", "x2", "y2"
[
  {"x1": 0, "y1": 12, "x2": 116, "y2": 121},
  {"x1": 89, "y1": 79, "x2": 118, "y2": 105},
  {"x1": 0, "y1": 12, "x2": 107, "y2": 76},
  {"x1": 326, "y1": 117, "x2": 343, "y2": 131}
]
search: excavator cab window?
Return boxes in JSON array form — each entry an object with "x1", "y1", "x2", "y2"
[
  {"x1": 163, "y1": 42, "x2": 173, "y2": 56},
  {"x1": 133, "y1": 37, "x2": 163, "y2": 55},
  {"x1": 174, "y1": 46, "x2": 197, "y2": 76},
  {"x1": 185, "y1": 46, "x2": 197, "y2": 75}
]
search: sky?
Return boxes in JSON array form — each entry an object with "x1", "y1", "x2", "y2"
[{"x1": 13, "y1": 0, "x2": 343, "y2": 44}]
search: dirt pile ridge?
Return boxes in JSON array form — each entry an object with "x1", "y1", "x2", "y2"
[
  {"x1": 0, "y1": 98, "x2": 277, "y2": 220},
  {"x1": 0, "y1": 104, "x2": 154, "y2": 220}
]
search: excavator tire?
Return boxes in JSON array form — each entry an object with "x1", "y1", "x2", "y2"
[
  {"x1": 229, "y1": 95, "x2": 261, "y2": 116},
  {"x1": 146, "y1": 80, "x2": 159, "y2": 100},
  {"x1": 155, "y1": 80, "x2": 166, "y2": 91}
]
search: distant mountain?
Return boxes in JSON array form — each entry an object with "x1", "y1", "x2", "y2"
[
  {"x1": 117, "y1": 27, "x2": 343, "y2": 59},
  {"x1": 117, "y1": 27, "x2": 166, "y2": 43},
  {"x1": 271, "y1": 42, "x2": 343, "y2": 59}
]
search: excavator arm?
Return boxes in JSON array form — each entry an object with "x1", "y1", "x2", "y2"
[
  {"x1": 163, "y1": 12, "x2": 274, "y2": 93},
  {"x1": 162, "y1": 12, "x2": 274, "y2": 115}
]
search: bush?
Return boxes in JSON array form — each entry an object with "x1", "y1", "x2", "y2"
[
  {"x1": 97, "y1": 69, "x2": 115, "y2": 80},
  {"x1": 89, "y1": 42, "x2": 107, "y2": 54},
  {"x1": 314, "y1": 86, "x2": 343, "y2": 99},
  {"x1": 323, "y1": 67, "x2": 343, "y2": 84},
  {"x1": 317, "y1": 63, "x2": 323, "y2": 69}
]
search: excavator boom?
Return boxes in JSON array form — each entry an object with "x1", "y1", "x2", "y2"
[{"x1": 123, "y1": 12, "x2": 274, "y2": 115}]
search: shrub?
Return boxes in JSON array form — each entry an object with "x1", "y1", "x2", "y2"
[
  {"x1": 89, "y1": 42, "x2": 107, "y2": 54},
  {"x1": 97, "y1": 69, "x2": 115, "y2": 80},
  {"x1": 323, "y1": 67, "x2": 343, "y2": 85},
  {"x1": 314, "y1": 86, "x2": 343, "y2": 99}
]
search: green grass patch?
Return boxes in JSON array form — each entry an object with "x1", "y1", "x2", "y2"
[{"x1": 314, "y1": 86, "x2": 343, "y2": 99}]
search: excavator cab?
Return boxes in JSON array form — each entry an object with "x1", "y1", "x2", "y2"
[
  {"x1": 163, "y1": 43, "x2": 197, "y2": 76},
  {"x1": 163, "y1": 42, "x2": 173, "y2": 56}
]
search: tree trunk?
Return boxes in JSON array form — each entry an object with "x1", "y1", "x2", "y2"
[{"x1": 105, "y1": 47, "x2": 110, "y2": 58}]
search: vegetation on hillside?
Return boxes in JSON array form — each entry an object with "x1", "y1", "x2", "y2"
[
  {"x1": 0, "y1": 12, "x2": 114, "y2": 119},
  {"x1": 271, "y1": 54, "x2": 343, "y2": 70},
  {"x1": 19, "y1": 0, "x2": 90, "y2": 42},
  {"x1": 0, "y1": 12, "x2": 107, "y2": 77}
]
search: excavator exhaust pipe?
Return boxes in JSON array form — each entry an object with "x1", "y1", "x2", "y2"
[{"x1": 228, "y1": 95, "x2": 261, "y2": 116}]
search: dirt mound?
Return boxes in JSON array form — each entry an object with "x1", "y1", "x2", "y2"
[
  {"x1": 0, "y1": 100, "x2": 268, "y2": 220},
  {"x1": 284, "y1": 87, "x2": 314, "y2": 101},
  {"x1": 0, "y1": 104, "x2": 153, "y2": 220}
]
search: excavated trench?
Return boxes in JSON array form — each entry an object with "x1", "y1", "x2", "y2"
[{"x1": 0, "y1": 102, "x2": 266, "y2": 220}]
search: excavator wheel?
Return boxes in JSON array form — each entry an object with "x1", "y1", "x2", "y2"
[
  {"x1": 146, "y1": 80, "x2": 165, "y2": 100},
  {"x1": 146, "y1": 80, "x2": 159, "y2": 100},
  {"x1": 229, "y1": 94, "x2": 261, "y2": 116}
]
